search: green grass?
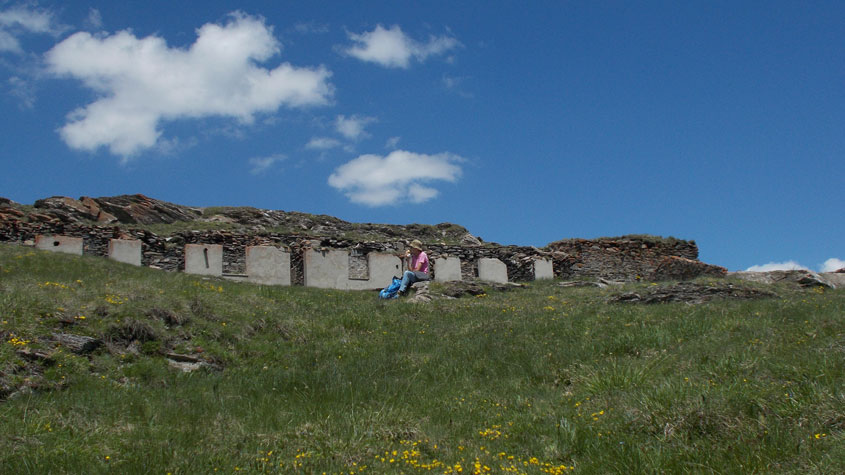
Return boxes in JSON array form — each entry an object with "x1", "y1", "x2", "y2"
[{"x1": 0, "y1": 243, "x2": 843, "y2": 474}]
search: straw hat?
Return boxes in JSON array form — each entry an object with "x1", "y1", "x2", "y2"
[{"x1": 409, "y1": 239, "x2": 423, "y2": 250}]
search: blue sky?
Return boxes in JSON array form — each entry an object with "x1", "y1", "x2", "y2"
[{"x1": 1, "y1": 0, "x2": 842, "y2": 272}]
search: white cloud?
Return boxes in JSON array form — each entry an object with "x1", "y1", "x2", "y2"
[
  {"x1": 0, "y1": 29, "x2": 19, "y2": 52},
  {"x1": 442, "y1": 73, "x2": 473, "y2": 98},
  {"x1": 442, "y1": 74, "x2": 461, "y2": 89},
  {"x1": 306, "y1": 137, "x2": 341, "y2": 150},
  {"x1": 328, "y1": 149, "x2": 463, "y2": 206},
  {"x1": 335, "y1": 114, "x2": 375, "y2": 140},
  {"x1": 408, "y1": 184, "x2": 439, "y2": 203},
  {"x1": 385, "y1": 136, "x2": 400, "y2": 149},
  {"x1": 293, "y1": 22, "x2": 329, "y2": 35},
  {"x1": 154, "y1": 136, "x2": 197, "y2": 157},
  {"x1": 7, "y1": 75, "x2": 35, "y2": 108},
  {"x1": 342, "y1": 24, "x2": 459, "y2": 69},
  {"x1": 0, "y1": 4, "x2": 64, "y2": 53},
  {"x1": 45, "y1": 12, "x2": 333, "y2": 157},
  {"x1": 249, "y1": 153, "x2": 285, "y2": 175},
  {"x1": 745, "y1": 261, "x2": 808, "y2": 272},
  {"x1": 85, "y1": 8, "x2": 102, "y2": 30},
  {"x1": 820, "y1": 258, "x2": 844, "y2": 273},
  {"x1": 0, "y1": 5, "x2": 56, "y2": 33}
]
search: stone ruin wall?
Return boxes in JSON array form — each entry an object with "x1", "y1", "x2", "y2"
[
  {"x1": 0, "y1": 218, "x2": 716, "y2": 283},
  {"x1": 547, "y1": 239, "x2": 700, "y2": 280}
]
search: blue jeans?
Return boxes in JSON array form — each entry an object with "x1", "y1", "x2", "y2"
[{"x1": 399, "y1": 270, "x2": 429, "y2": 292}]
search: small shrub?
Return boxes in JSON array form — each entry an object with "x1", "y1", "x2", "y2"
[
  {"x1": 106, "y1": 319, "x2": 159, "y2": 344},
  {"x1": 140, "y1": 340, "x2": 161, "y2": 355},
  {"x1": 146, "y1": 308, "x2": 189, "y2": 327}
]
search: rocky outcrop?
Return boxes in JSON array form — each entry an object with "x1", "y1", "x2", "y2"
[
  {"x1": 609, "y1": 282, "x2": 777, "y2": 304},
  {"x1": 732, "y1": 270, "x2": 840, "y2": 289},
  {"x1": 30, "y1": 194, "x2": 199, "y2": 225},
  {"x1": 34, "y1": 196, "x2": 116, "y2": 224},
  {"x1": 15, "y1": 194, "x2": 477, "y2": 245},
  {"x1": 80, "y1": 197, "x2": 118, "y2": 224},
  {"x1": 649, "y1": 256, "x2": 727, "y2": 281},
  {"x1": 437, "y1": 281, "x2": 486, "y2": 298},
  {"x1": 91, "y1": 194, "x2": 201, "y2": 224},
  {"x1": 0, "y1": 207, "x2": 24, "y2": 221},
  {"x1": 822, "y1": 273, "x2": 845, "y2": 288}
]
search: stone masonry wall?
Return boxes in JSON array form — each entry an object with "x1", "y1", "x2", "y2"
[
  {"x1": 547, "y1": 238, "x2": 700, "y2": 281},
  {"x1": 0, "y1": 216, "x2": 712, "y2": 283}
]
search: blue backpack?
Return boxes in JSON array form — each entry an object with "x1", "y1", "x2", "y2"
[{"x1": 379, "y1": 276, "x2": 402, "y2": 299}]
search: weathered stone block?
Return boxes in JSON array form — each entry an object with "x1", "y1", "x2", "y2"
[
  {"x1": 478, "y1": 258, "x2": 508, "y2": 283},
  {"x1": 246, "y1": 246, "x2": 291, "y2": 286},
  {"x1": 108, "y1": 239, "x2": 142, "y2": 266},
  {"x1": 348, "y1": 253, "x2": 401, "y2": 290},
  {"x1": 434, "y1": 257, "x2": 462, "y2": 282},
  {"x1": 533, "y1": 259, "x2": 554, "y2": 280},
  {"x1": 184, "y1": 244, "x2": 222, "y2": 276},
  {"x1": 303, "y1": 248, "x2": 349, "y2": 289},
  {"x1": 35, "y1": 235, "x2": 83, "y2": 255},
  {"x1": 305, "y1": 249, "x2": 401, "y2": 290}
]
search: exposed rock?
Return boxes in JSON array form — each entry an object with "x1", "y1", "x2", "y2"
[
  {"x1": 28, "y1": 195, "x2": 116, "y2": 225},
  {"x1": 796, "y1": 273, "x2": 832, "y2": 288},
  {"x1": 649, "y1": 256, "x2": 727, "y2": 281},
  {"x1": 0, "y1": 207, "x2": 24, "y2": 220},
  {"x1": 488, "y1": 282, "x2": 527, "y2": 291},
  {"x1": 80, "y1": 196, "x2": 118, "y2": 224},
  {"x1": 34, "y1": 196, "x2": 99, "y2": 222},
  {"x1": 558, "y1": 280, "x2": 605, "y2": 288},
  {"x1": 732, "y1": 270, "x2": 837, "y2": 289},
  {"x1": 608, "y1": 282, "x2": 777, "y2": 304},
  {"x1": 404, "y1": 280, "x2": 525, "y2": 303},
  {"x1": 200, "y1": 214, "x2": 236, "y2": 224},
  {"x1": 821, "y1": 273, "x2": 845, "y2": 288},
  {"x1": 52, "y1": 333, "x2": 103, "y2": 354},
  {"x1": 0, "y1": 197, "x2": 17, "y2": 206},
  {"x1": 439, "y1": 281, "x2": 486, "y2": 298},
  {"x1": 28, "y1": 212, "x2": 59, "y2": 223},
  {"x1": 558, "y1": 278, "x2": 624, "y2": 288},
  {"x1": 165, "y1": 352, "x2": 203, "y2": 363},
  {"x1": 460, "y1": 232, "x2": 483, "y2": 246},
  {"x1": 15, "y1": 348, "x2": 54, "y2": 364},
  {"x1": 167, "y1": 359, "x2": 204, "y2": 372},
  {"x1": 165, "y1": 353, "x2": 221, "y2": 372},
  {"x1": 406, "y1": 282, "x2": 433, "y2": 303},
  {"x1": 92, "y1": 194, "x2": 202, "y2": 224}
]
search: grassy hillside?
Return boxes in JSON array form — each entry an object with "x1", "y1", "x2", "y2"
[{"x1": 0, "y1": 243, "x2": 842, "y2": 474}]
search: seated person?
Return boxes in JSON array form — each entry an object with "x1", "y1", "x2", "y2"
[{"x1": 399, "y1": 239, "x2": 430, "y2": 295}]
